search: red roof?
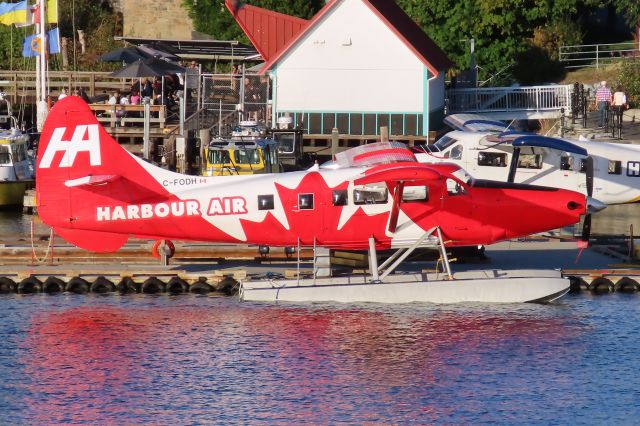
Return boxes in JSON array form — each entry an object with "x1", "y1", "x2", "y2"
[
  {"x1": 224, "y1": 0, "x2": 309, "y2": 62},
  {"x1": 258, "y1": 0, "x2": 453, "y2": 75}
]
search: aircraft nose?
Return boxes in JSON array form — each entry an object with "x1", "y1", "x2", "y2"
[{"x1": 586, "y1": 197, "x2": 607, "y2": 213}]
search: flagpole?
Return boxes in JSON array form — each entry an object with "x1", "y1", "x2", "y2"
[{"x1": 36, "y1": 0, "x2": 48, "y2": 132}]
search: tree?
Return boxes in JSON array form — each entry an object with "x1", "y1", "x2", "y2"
[{"x1": 182, "y1": 0, "x2": 324, "y2": 43}]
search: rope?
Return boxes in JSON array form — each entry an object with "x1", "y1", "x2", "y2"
[{"x1": 30, "y1": 220, "x2": 54, "y2": 264}]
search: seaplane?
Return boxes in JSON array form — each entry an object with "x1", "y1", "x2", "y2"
[
  {"x1": 414, "y1": 114, "x2": 640, "y2": 206},
  {"x1": 35, "y1": 97, "x2": 603, "y2": 304}
]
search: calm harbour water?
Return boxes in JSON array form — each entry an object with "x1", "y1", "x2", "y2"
[{"x1": 0, "y1": 293, "x2": 638, "y2": 424}]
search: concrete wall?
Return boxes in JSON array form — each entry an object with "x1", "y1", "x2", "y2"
[{"x1": 122, "y1": 0, "x2": 195, "y2": 39}]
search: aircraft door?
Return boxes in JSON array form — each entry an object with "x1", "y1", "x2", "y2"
[{"x1": 439, "y1": 178, "x2": 475, "y2": 238}]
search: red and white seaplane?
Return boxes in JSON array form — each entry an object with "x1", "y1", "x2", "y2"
[{"x1": 36, "y1": 97, "x2": 602, "y2": 303}]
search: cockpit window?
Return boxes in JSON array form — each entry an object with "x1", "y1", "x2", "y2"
[
  {"x1": 478, "y1": 152, "x2": 507, "y2": 167},
  {"x1": 433, "y1": 135, "x2": 459, "y2": 152},
  {"x1": 446, "y1": 178, "x2": 466, "y2": 196},
  {"x1": 517, "y1": 154, "x2": 542, "y2": 169},
  {"x1": 450, "y1": 144, "x2": 463, "y2": 160}
]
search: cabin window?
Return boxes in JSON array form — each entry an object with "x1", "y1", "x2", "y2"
[
  {"x1": 275, "y1": 133, "x2": 295, "y2": 154},
  {"x1": 560, "y1": 155, "x2": 573, "y2": 171},
  {"x1": 354, "y1": 186, "x2": 388, "y2": 205},
  {"x1": 208, "y1": 149, "x2": 230, "y2": 164},
  {"x1": 579, "y1": 158, "x2": 587, "y2": 173},
  {"x1": 332, "y1": 189, "x2": 348, "y2": 206},
  {"x1": 402, "y1": 186, "x2": 428, "y2": 202},
  {"x1": 234, "y1": 149, "x2": 261, "y2": 165},
  {"x1": 449, "y1": 145, "x2": 463, "y2": 160},
  {"x1": 478, "y1": 152, "x2": 507, "y2": 167},
  {"x1": 298, "y1": 193, "x2": 314, "y2": 210},
  {"x1": 517, "y1": 154, "x2": 542, "y2": 169},
  {"x1": 258, "y1": 194, "x2": 274, "y2": 210},
  {"x1": 608, "y1": 160, "x2": 622, "y2": 175},
  {"x1": 433, "y1": 135, "x2": 458, "y2": 152},
  {"x1": 0, "y1": 146, "x2": 9, "y2": 164},
  {"x1": 446, "y1": 178, "x2": 466, "y2": 196}
]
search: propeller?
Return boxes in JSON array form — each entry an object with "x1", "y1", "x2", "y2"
[{"x1": 580, "y1": 156, "x2": 595, "y2": 246}]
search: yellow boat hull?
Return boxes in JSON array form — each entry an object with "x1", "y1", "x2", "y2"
[{"x1": 0, "y1": 181, "x2": 29, "y2": 207}]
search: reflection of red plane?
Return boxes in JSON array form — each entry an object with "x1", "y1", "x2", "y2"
[{"x1": 35, "y1": 98, "x2": 595, "y2": 303}]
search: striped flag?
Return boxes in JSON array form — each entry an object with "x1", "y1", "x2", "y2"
[{"x1": 0, "y1": 0, "x2": 27, "y2": 26}]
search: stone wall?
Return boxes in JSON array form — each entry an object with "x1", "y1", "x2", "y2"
[{"x1": 122, "y1": 0, "x2": 196, "y2": 40}]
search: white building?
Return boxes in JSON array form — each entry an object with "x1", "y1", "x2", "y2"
[{"x1": 259, "y1": 0, "x2": 452, "y2": 137}]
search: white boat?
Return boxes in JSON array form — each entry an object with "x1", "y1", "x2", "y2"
[
  {"x1": 0, "y1": 96, "x2": 34, "y2": 208},
  {"x1": 0, "y1": 128, "x2": 34, "y2": 208}
]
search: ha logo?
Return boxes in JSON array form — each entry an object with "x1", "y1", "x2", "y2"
[{"x1": 40, "y1": 125, "x2": 101, "y2": 168}]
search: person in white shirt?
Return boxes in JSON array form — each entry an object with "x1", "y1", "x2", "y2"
[{"x1": 58, "y1": 88, "x2": 67, "y2": 100}]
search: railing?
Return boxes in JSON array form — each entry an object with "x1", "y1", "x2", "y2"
[
  {"x1": 446, "y1": 85, "x2": 573, "y2": 117},
  {"x1": 559, "y1": 41, "x2": 639, "y2": 69},
  {"x1": 87, "y1": 104, "x2": 166, "y2": 129},
  {"x1": 0, "y1": 70, "x2": 130, "y2": 101}
]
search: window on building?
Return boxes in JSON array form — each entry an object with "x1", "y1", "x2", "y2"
[
  {"x1": 298, "y1": 193, "x2": 314, "y2": 210},
  {"x1": 258, "y1": 194, "x2": 274, "y2": 210},
  {"x1": 478, "y1": 152, "x2": 507, "y2": 167},
  {"x1": 332, "y1": 190, "x2": 348, "y2": 206}
]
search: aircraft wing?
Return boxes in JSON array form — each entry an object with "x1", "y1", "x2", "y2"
[
  {"x1": 354, "y1": 164, "x2": 441, "y2": 186},
  {"x1": 444, "y1": 113, "x2": 509, "y2": 132},
  {"x1": 494, "y1": 133, "x2": 588, "y2": 156}
]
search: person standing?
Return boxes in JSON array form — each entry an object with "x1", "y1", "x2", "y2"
[{"x1": 595, "y1": 81, "x2": 612, "y2": 128}]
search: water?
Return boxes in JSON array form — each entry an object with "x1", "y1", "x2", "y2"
[{"x1": 0, "y1": 294, "x2": 638, "y2": 424}]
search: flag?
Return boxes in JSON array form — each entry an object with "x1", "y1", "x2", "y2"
[
  {"x1": 0, "y1": 0, "x2": 27, "y2": 26},
  {"x1": 46, "y1": 0, "x2": 56, "y2": 23},
  {"x1": 31, "y1": 0, "x2": 56, "y2": 25},
  {"x1": 22, "y1": 33, "x2": 41, "y2": 57},
  {"x1": 14, "y1": 3, "x2": 34, "y2": 27},
  {"x1": 22, "y1": 27, "x2": 60, "y2": 57},
  {"x1": 47, "y1": 27, "x2": 59, "y2": 53}
]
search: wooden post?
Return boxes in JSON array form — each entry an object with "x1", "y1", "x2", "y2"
[
  {"x1": 380, "y1": 126, "x2": 389, "y2": 142},
  {"x1": 331, "y1": 127, "x2": 339, "y2": 159}
]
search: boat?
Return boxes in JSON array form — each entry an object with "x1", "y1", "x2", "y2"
[
  {"x1": 203, "y1": 121, "x2": 281, "y2": 176},
  {"x1": 0, "y1": 97, "x2": 35, "y2": 208}
]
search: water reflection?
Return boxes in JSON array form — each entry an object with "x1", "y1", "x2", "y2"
[{"x1": 15, "y1": 298, "x2": 584, "y2": 424}]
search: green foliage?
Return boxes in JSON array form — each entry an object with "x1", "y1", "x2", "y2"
[
  {"x1": 612, "y1": 0, "x2": 640, "y2": 27},
  {"x1": 182, "y1": 0, "x2": 324, "y2": 43},
  {"x1": 617, "y1": 58, "x2": 640, "y2": 106}
]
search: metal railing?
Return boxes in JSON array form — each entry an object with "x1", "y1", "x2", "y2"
[
  {"x1": 446, "y1": 85, "x2": 572, "y2": 116},
  {"x1": 201, "y1": 72, "x2": 270, "y2": 135},
  {"x1": 559, "y1": 41, "x2": 639, "y2": 69}
]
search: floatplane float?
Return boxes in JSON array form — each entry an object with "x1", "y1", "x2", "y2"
[{"x1": 35, "y1": 98, "x2": 606, "y2": 304}]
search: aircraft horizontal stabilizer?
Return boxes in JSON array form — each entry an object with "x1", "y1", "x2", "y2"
[
  {"x1": 64, "y1": 174, "x2": 120, "y2": 188},
  {"x1": 54, "y1": 227, "x2": 129, "y2": 253}
]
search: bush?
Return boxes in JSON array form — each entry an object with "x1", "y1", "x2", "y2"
[{"x1": 617, "y1": 58, "x2": 640, "y2": 107}]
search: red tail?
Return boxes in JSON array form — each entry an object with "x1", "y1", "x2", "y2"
[{"x1": 36, "y1": 97, "x2": 167, "y2": 251}]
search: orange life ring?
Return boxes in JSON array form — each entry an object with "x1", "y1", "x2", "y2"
[{"x1": 151, "y1": 240, "x2": 175, "y2": 258}]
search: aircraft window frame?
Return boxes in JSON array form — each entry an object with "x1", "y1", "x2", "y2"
[
  {"x1": 446, "y1": 178, "x2": 467, "y2": 196},
  {"x1": 608, "y1": 160, "x2": 622, "y2": 175},
  {"x1": 402, "y1": 186, "x2": 429, "y2": 202},
  {"x1": 275, "y1": 133, "x2": 296, "y2": 154},
  {"x1": 0, "y1": 145, "x2": 10, "y2": 164},
  {"x1": 353, "y1": 187, "x2": 388, "y2": 205},
  {"x1": 517, "y1": 153, "x2": 542, "y2": 169},
  {"x1": 332, "y1": 189, "x2": 348, "y2": 206},
  {"x1": 560, "y1": 155, "x2": 573, "y2": 171},
  {"x1": 258, "y1": 194, "x2": 274, "y2": 210},
  {"x1": 432, "y1": 135, "x2": 458, "y2": 152},
  {"x1": 449, "y1": 144, "x2": 463, "y2": 160},
  {"x1": 234, "y1": 148, "x2": 261, "y2": 165},
  {"x1": 478, "y1": 152, "x2": 507, "y2": 167},
  {"x1": 579, "y1": 158, "x2": 587, "y2": 173},
  {"x1": 208, "y1": 149, "x2": 231, "y2": 164},
  {"x1": 298, "y1": 193, "x2": 314, "y2": 210}
]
